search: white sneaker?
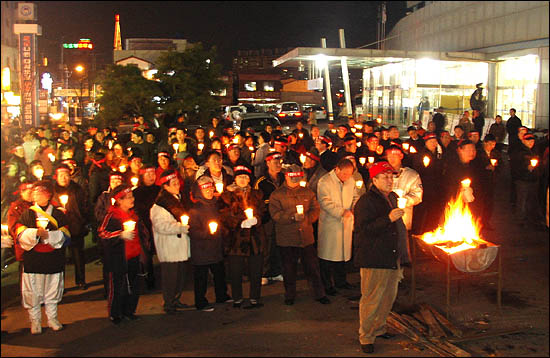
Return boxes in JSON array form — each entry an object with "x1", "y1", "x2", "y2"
[
  {"x1": 271, "y1": 274, "x2": 284, "y2": 282},
  {"x1": 31, "y1": 321, "x2": 42, "y2": 335},
  {"x1": 48, "y1": 318, "x2": 63, "y2": 331},
  {"x1": 261, "y1": 277, "x2": 269, "y2": 286}
]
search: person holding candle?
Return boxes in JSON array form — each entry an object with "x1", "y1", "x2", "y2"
[
  {"x1": 219, "y1": 166, "x2": 266, "y2": 309},
  {"x1": 273, "y1": 136, "x2": 301, "y2": 166},
  {"x1": 269, "y1": 164, "x2": 329, "y2": 306},
  {"x1": 34, "y1": 137, "x2": 56, "y2": 177},
  {"x1": 315, "y1": 136, "x2": 338, "y2": 172},
  {"x1": 251, "y1": 131, "x2": 272, "y2": 178},
  {"x1": 317, "y1": 158, "x2": 362, "y2": 296},
  {"x1": 412, "y1": 133, "x2": 444, "y2": 234},
  {"x1": 443, "y1": 139, "x2": 480, "y2": 209},
  {"x1": 16, "y1": 180, "x2": 71, "y2": 334},
  {"x1": 254, "y1": 152, "x2": 286, "y2": 286},
  {"x1": 188, "y1": 176, "x2": 232, "y2": 312},
  {"x1": 52, "y1": 164, "x2": 90, "y2": 290},
  {"x1": 472, "y1": 134, "x2": 501, "y2": 229},
  {"x1": 510, "y1": 132, "x2": 543, "y2": 226},
  {"x1": 99, "y1": 184, "x2": 150, "y2": 324},
  {"x1": 303, "y1": 148, "x2": 327, "y2": 196},
  {"x1": 194, "y1": 151, "x2": 234, "y2": 196},
  {"x1": 94, "y1": 172, "x2": 125, "y2": 298},
  {"x1": 154, "y1": 152, "x2": 174, "y2": 186},
  {"x1": 150, "y1": 170, "x2": 193, "y2": 314},
  {"x1": 352, "y1": 161, "x2": 405, "y2": 353}
]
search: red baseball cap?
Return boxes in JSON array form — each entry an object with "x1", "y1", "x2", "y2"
[{"x1": 369, "y1": 161, "x2": 396, "y2": 178}]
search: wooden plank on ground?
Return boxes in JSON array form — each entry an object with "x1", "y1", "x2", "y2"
[
  {"x1": 421, "y1": 303, "x2": 463, "y2": 337},
  {"x1": 420, "y1": 306, "x2": 447, "y2": 338},
  {"x1": 447, "y1": 328, "x2": 530, "y2": 344},
  {"x1": 401, "y1": 314, "x2": 428, "y2": 335},
  {"x1": 430, "y1": 338, "x2": 472, "y2": 357}
]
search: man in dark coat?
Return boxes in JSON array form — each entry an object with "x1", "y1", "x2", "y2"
[
  {"x1": 506, "y1": 108, "x2": 522, "y2": 152},
  {"x1": 353, "y1": 161, "x2": 406, "y2": 354}
]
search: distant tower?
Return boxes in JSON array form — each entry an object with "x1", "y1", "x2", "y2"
[{"x1": 114, "y1": 14, "x2": 122, "y2": 50}]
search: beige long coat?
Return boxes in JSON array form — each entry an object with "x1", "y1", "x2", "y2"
[{"x1": 317, "y1": 170, "x2": 361, "y2": 262}]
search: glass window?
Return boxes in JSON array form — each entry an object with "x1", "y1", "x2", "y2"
[
  {"x1": 263, "y1": 82, "x2": 274, "y2": 92},
  {"x1": 244, "y1": 82, "x2": 257, "y2": 91}
]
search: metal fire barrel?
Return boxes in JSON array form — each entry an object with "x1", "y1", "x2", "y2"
[{"x1": 413, "y1": 235, "x2": 499, "y2": 273}]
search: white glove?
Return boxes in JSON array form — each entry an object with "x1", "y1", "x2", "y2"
[
  {"x1": 240, "y1": 217, "x2": 258, "y2": 228},
  {"x1": 120, "y1": 230, "x2": 135, "y2": 241},
  {"x1": 180, "y1": 224, "x2": 189, "y2": 235},
  {"x1": 461, "y1": 187, "x2": 475, "y2": 203}
]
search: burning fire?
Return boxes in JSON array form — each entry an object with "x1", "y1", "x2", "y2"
[{"x1": 420, "y1": 192, "x2": 489, "y2": 254}]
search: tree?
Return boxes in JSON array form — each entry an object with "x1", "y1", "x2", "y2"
[
  {"x1": 95, "y1": 64, "x2": 161, "y2": 127},
  {"x1": 154, "y1": 43, "x2": 225, "y2": 124}
]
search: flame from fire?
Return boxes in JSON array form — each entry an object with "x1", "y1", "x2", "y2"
[{"x1": 420, "y1": 192, "x2": 489, "y2": 254}]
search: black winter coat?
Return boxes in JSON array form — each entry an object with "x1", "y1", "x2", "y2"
[
  {"x1": 188, "y1": 196, "x2": 224, "y2": 265},
  {"x1": 353, "y1": 186, "x2": 400, "y2": 269}
]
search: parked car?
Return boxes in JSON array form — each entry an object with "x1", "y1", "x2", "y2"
[
  {"x1": 275, "y1": 102, "x2": 304, "y2": 122},
  {"x1": 233, "y1": 113, "x2": 281, "y2": 134},
  {"x1": 224, "y1": 105, "x2": 247, "y2": 120},
  {"x1": 302, "y1": 104, "x2": 327, "y2": 121}
]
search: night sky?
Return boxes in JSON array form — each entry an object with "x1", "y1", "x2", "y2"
[{"x1": 36, "y1": 1, "x2": 407, "y2": 72}]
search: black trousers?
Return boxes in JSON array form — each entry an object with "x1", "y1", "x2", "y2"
[
  {"x1": 262, "y1": 220, "x2": 282, "y2": 277},
  {"x1": 319, "y1": 259, "x2": 347, "y2": 290},
  {"x1": 516, "y1": 180, "x2": 539, "y2": 222},
  {"x1": 107, "y1": 256, "x2": 140, "y2": 319},
  {"x1": 193, "y1": 261, "x2": 228, "y2": 309},
  {"x1": 228, "y1": 254, "x2": 263, "y2": 301},
  {"x1": 279, "y1": 244, "x2": 325, "y2": 300},
  {"x1": 68, "y1": 234, "x2": 86, "y2": 285},
  {"x1": 160, "y1": 261, "x2": 186, "y2": 310}
]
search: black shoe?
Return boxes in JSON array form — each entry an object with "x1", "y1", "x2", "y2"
[
  {"x1": 377, "y1": 332, "x2": 395, "y2": 339},
  {"x1": 243, "y1": 300, "x2": 264, "y2": 310},
  {"x1": 284, "y1": 298, "x2": 294, "y2": 306},
  {"x1": 361, "y1": 344, "x2": 374, "y2": 353},
  {"x1": 123, "y1": 314, "x2": 140, "y2": 321},
  {"x1": 336, "y1": 282, "x2": 356, "y2": 290},
  {"x1": 216, "y1": 295, "x2": 234, "y2": 304},
  {"x1": 174, "y1": 301, "x2": 193, "y2": 310},
  {"x1": 347, "y1": 294, "x2": 361, "y2": 301},
  {"x1": 316, "y1": 296, "x2": 331, "y2": 304},
  {"x1": 110, "y1": 316, "x2": 122, "y2": 325},
  {"x1": 233, "y1": 299, "x2": 243, "y2": 308},
  {"x1": 164, "y1": 308, "x2": 177, "y2": 315},
  {"x1": 78, "y1": 283, "x2": 88, "y2": 290},
  {"x1": 325, "y1": 287, "x2": 339, "y2": 296}
]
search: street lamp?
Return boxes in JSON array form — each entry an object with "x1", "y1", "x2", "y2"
[{"x1": 71, "y1": 65, "x2": 87, "y2": 126}]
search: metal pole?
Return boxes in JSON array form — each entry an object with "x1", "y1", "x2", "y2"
[
  {"x1": 362, "y1": 68, "x2": 369, "y2": 121},
  {"x1": 321, "y1": 38, "x2": 334, "y2": 122},
  {"x1": 339, "y1": 29, "x2": 353, "y2": 120}
]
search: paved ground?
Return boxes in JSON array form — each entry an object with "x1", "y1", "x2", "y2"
[{"x1": 1, "y1": 151, "x2": 548, "y2": 357}]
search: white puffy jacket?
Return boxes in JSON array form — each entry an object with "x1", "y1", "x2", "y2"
[
  {"x1": 150, "y1": 204, "x2": 191, "y2": 263},
  {"x1": 392, "y1": 166, "x2": 423, "y2": 230}
]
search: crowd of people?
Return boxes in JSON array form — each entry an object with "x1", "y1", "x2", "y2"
[{"x1": 0, "y1": 109, "x2": 548, "y2": 352}]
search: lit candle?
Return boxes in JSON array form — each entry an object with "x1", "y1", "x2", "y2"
[
  {"x1": 423, "y1": 156, "x2": 430, "y2": 167},
  {"x1": 123, "y1": 220, "x2": 136, "y2": 232},
  {"x1": 359, "y1": 157, "x2": 366, "y2": 166},
  {"x1": 300, "y1": 154, "x2": 306, "y2": 164},
  {"x1": 251, "y1": 152, "x2": 255, "y2": 160},
  {"x1": 299, "y1": 180, "x2": 307, "y2": 187},
  {"x1": 350, "y1": 127, "x2": 356, "y2": 133},
  {"x1": 36, "y1": 217, "x2": 49, "y2": 229},
  {"x1": 461, "y1": 178, "x2": 471, "y2": 188},
  {"x1": 356, "y1": 142, "x2": 361, "y2": 147},
  {"x1": 119, "y1": 165, "x2": 126, "y2": 173},
  {"x1": 298, "y1": 133, "x2": 304, "y2": 139},
  {"x1": 393, "y1": 189, "x2": 404, "y2": 198},
  {"x1": 111, "y1": 198, "x2": 116, "y2": 206},
  {"x1": 180, "y1": 215, "x2": 189, "y2": 226},
  {"x1": 173, "y1": 143, "x2": 179, "y2": 153},
  {"x1": 248, "y1": 146, "x2": 254, "y2": 152},
  {"x1": 209, "y1": 130, "x2": 214, "y2": 138},
  {"x1": 244, "y1": 208, "x2": 254, "y2": 220},
  {"x1": 490, "y1": 159, "x2": 497, "y2": 166},
  {"x1": 34, "y1": 167, "x2": 44, "y2": 180},
  {"x1": 131, "y1": 177, "x2": 139, "y2": 187},
  {"x1": 59, "y1": 194, "x2": 69, "y2": 208},
  {"x1": 296, "y1": 205, "x2": 304, "y2": 215},
  {"x1": 368, "y1": 156, "x2": 375, "y2": 164},
  {"x1": 208, "y1": 221, "x2": 218, "y2": 234},
  {"x1": 355, "y1": 132, "x2": 362, "y2": 137},
  {"x1": 331, "y1": 129, "x2": 336, "y2": 134},
  {"x1": 376, "y1": 117, "x2": 382, "y2": 124},
  {"x1": 409, "y1": 146, "x2": 417, "y2": 153},
  {"x1": 215, "y1": 183, "x2": 224, "y2": 193},
  {"x1": 402, "y1": 143, "x2": 410, "y2": 151},
  {"x1": 108, "y1": 140, "x2": 113, "y2": 149},
  {"x1": 397, "y1": 198, "x2": 407, "y2": 209},
  {"x1": 1, "y1": 224, "x2": 9, "y2": 236},
  {"x1": 530, "y1": 158, "x2": 538, "y2": 167},
  {"x1": 233, "y1": 137, "x2": 239, "y2": 144},
  {"x1": 355, "y1": 180, "x2": 363, "y2": 189},
  {"x1": 355, "y1": 124, "x2": 363, "y2": 130},
  {"x1": 48, "y1": 153, "x2": 56, "y2": 162},
  {"x1": 198, "y1": 143, "x2": 205, "y2": 151}
]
